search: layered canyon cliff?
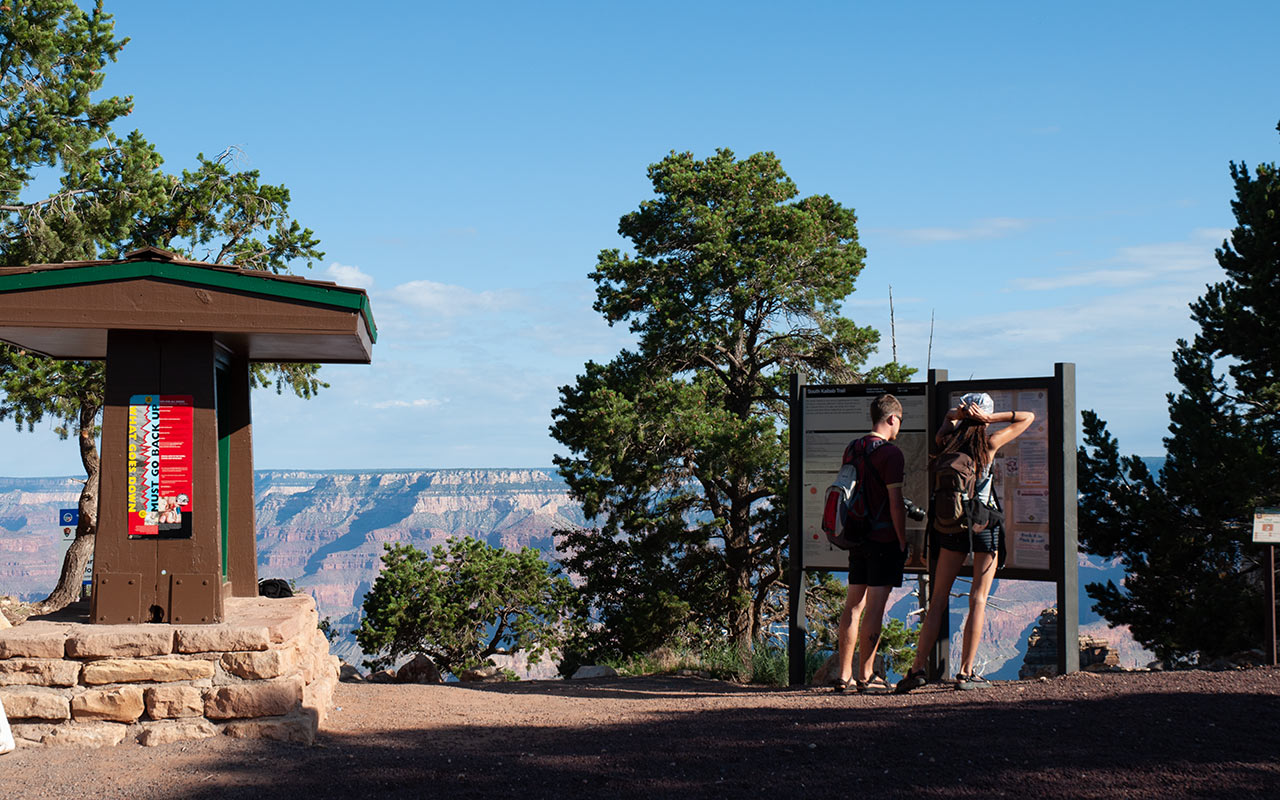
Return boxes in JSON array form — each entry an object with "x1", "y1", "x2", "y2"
[{"x1": 0, "y1": 469, "x2": 1147, "y2": 673}]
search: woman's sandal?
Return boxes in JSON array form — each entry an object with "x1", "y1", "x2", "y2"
[
  {"x1": 955, "y1": 673, "x2": 991, "y2": 691},
  {"x1": 893, "y1": 667, "x2": 928, "y2": 694},
  {"x1": 830, "y1": 676, "x2": 851, "y2": 693},
  {"x1": 855, "y1": 677, "x2": 891, "y2": 695}
]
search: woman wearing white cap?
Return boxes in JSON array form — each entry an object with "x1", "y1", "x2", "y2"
[{"x1": 895, "y1": 392, "x2": 1034, "y2": 693}]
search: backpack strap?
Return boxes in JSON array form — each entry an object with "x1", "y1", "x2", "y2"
[{"x1": 853, "y1": 437, "x2": 891, "y2": 529}]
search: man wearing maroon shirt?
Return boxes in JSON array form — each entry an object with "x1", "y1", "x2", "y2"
[{"x1": 831, "y1": 393, "x2": 908, "y2": 694}]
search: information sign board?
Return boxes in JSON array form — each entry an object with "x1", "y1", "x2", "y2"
[
  {"x1": 1254, "y1": 508, "x2": 1280, "y2": 544},
  {"x1": 800, "y1": 383, "x2": 929, "y2": 571},
  {"x1": 943, "y1": 386, "x2": 1053, "y2": 572},
  {"x1": 127, "y1": 394, "x2": 194, "y2": 539}
]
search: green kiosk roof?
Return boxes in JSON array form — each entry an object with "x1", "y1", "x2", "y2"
[{"x1": 0, "y1": 247, "x2": 376, "y2": 363}]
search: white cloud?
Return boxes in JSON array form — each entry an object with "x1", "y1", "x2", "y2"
[
  {"x1": 890, "y1": 217, "x2": 1031, "y2": 243},
  {"x1": 323, "y1": 262, "x2": 375, "y2": 290},
  {"x1": 1009, "y1": 229, "x2": 1227, "y2": 292},
  {"x1": 366, "y1": 397, "x2": 446, "y2": 410},
  {"x1": 391, "y1": 280, "x2": 520, "y2": 316},
  {"x1": 1010, "y1": 268, "x2": 1153, "y2": 291}
]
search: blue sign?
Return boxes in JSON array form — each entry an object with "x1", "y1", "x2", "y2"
[{"x1": 59, "y1": 508, "x2": 79, "y2": 526}]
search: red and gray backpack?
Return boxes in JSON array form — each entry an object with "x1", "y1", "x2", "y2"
[{"x1": 821, "y1": 438, "x2": 889, "y2": 550}]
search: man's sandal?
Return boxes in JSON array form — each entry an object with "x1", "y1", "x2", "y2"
[{"x1": 830, "y1": 677, "x2": 851, "y2": 693}]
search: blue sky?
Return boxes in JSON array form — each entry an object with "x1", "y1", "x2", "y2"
[{"x1": 3, "y1": 0, "x2": 1278, "y2": 475}]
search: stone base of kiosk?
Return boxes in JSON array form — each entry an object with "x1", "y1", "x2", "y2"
[{"x1": 0, "y1": 595, "x2": 337, "y2": 748}]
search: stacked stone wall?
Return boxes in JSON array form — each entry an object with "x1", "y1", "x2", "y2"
[
  {"x1": 1019, "y1": 607, "x2": 1121, "y2": 679},
  {"x1": 0, "y1": 596, "x2": 337, "y2": 748}
]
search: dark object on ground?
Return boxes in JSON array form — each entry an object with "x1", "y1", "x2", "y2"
[
  {"x1": 395, "y1": 654, "x2": 443, "y2": 684},
  {"x1": 257, "y1": 579, "x2": 293, "y2": 598}
]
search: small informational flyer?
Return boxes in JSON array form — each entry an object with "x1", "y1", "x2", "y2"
[
  {"x1": 128, "y1": 394, "x2": 194, "y2": 539},
  {"x1": 1018, "y1": 439, "x2": 1049, "y2": 487},
  {"x1": 1014, "y1": 529, "x2": 1051, "y2": 570},
  {"x1": 1014, "y1": 488, "x2": 1050, "y2": 524}
]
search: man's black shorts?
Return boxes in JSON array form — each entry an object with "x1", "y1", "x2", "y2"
[{"x1": 848, "y1": 539, "x2": 908, "y2": 588}]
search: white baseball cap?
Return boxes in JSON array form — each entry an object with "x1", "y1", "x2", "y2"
[{"x1": 960, "y1": 392, "x2": 994, "y2": 415}]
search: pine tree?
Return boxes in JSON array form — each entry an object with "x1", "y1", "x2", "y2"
[
  {"x1": 1077, "y1": 120, "x2": 1280, "y2": 664},
  {"x1": 551, "y1": 149, "x2": 909, "y2": 663}
]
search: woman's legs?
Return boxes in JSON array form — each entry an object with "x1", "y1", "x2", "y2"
[
  {"x1": 958, "y1": 550, "x2": 997, "y2": 676},
  {"x1": 907, "y1": 548, "x2": 966, "y2": 675}
]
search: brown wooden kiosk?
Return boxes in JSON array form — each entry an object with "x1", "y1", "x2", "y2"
[{"x1": 0, "y1": 247, "x2": 375, "y2": 625}]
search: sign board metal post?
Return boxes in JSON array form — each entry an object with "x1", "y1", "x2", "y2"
[
  {"x1": 787, "y1": 372, "x2": 808, "y2": 686},
  {"x1": 1251, "y1": 507, "x2": 1280, "y2": 665},
  {"x1": 924, "y1": 368, "x2": 949, "y2": 681},
  {"x1": 1052, "y1": 363, "x2": 1078, "y2": 675}
]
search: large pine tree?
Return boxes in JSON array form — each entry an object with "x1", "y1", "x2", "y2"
[
  {"x1": 1077, "y1": 120, "x2": 1280, "y2": 664},
  {"x1": 551, "y1": 149, "x2": 909, "y2": 664}
]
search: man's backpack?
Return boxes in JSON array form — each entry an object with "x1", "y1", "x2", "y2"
[
  {"x1": 931, "y1": 452, "x2": 1002, "y2": 535},
  {"x1": 821, "y1": 438, "x2": 888, "y2": 550}
]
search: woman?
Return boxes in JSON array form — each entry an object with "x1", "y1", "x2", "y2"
[{"x1": 895, "y1": 392, "x2": 1034, "y2": 693}]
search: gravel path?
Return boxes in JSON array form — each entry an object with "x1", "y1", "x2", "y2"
[{"x1": 4, "y1": 668, "x2": 1279, "y2": 798}]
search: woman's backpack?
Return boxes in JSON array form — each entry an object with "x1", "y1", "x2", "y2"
[{"x1": 931, "y1": 451, "x2": 1001, "y2": 535}]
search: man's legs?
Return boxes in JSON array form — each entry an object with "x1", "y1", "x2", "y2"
[
  {"x1": 835, "y1": 583, "x2": 869, "y2": 684},
  {"x1": 856, "y1": 585, "x2": 893, "y2": 682}
]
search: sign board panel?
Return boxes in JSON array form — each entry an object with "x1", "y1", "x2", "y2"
[
  {"x1": 127, "y1": 394, "x2": 194, "y2": 539},
  {"x1": 800, "y1": 383, "x2": 929, "y2": 571},
  {"x1": 1254, "y1": 508, "x2": 1280, "y2": 544},
  {"x1": 58, "y1": 508, "x2": 79, "y2": 527},
  {"x1": 943, "y1": 386, "x2": 1053, "y2": 572},
  {"x1": 56, "y1": 525, "x2": 93, "y2": 584}
]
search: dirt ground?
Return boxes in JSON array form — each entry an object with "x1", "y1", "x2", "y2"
[{"x1": 3, "y1": 667, "x2": 1279, "y2": 799}]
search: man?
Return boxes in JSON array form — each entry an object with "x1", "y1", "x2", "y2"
[{"x1": 832, "y1": 393, "x2": 908, "y2": 694}]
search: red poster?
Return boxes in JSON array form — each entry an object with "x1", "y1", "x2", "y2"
[{"x1": 128, "y1": 395, "x2": 194, "y2": 538}]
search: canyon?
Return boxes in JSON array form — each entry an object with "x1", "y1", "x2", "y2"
[{"x1": 0, "y1": 470, "x2": 1148, "y2": 675}]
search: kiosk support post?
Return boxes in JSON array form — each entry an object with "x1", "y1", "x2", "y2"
[
  {"x1": 1268, "y1": 545, "x2": 1277, "y2": 666},
  {"x1": 787, "y1": 372, "x2": 808, "y2": 686},
  {"x1": 1053, "y1": 362, "x2": 1079, "y2": 675},
  {"x1": 925, "y1": 368, "x2": 949, "y2": 681}
]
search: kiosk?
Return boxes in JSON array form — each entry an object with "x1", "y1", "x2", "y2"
[{"x1": 0, "y1": 247, "x2": 376, "y2": 624}]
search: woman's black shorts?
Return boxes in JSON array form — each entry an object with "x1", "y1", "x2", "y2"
[
  {"x1": 848, "y1": 539, "x2": 908, "y2": 588},
  {"x1": 937, "y1": 525, "x2": 1000, "y2": 555}
]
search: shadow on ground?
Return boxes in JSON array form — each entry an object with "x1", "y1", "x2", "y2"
[{"x1": 66, "y1": 675, "x2": 1280, "y2": 800}]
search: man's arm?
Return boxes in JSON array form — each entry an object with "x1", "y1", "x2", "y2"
[{"x1": 887, "y1": 484, "x2": 907, "y2": 550}]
